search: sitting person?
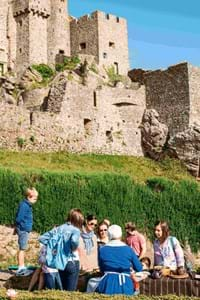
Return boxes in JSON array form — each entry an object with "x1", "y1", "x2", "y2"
[
  {"x1": 79, "y1": 214, "x2": 99, "y2": 272},
  {"x1": 140, "y1": 257, "x2": 151, "y2": 271},
  {"x1": 130, "y1": 257, "x2": 151, "y2": 295},
  {"x1": 153, "y1": 220, "x2": 185, "y2": 275},
  {"x1": 97, "y1": 221, "x2": 109, "y2": 249},
  {"x1": 125, "y1": 222, "x2": 146, "y2": 259},
  {"x1": 96, "y1": 224, "x2": 142, "y2": 295}
]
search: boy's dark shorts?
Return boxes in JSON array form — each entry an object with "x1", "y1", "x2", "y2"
[{"x1": 16, "y1": 228, "x2": 29, "y2": 250}]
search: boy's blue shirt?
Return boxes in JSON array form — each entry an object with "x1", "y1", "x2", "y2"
[{"x1": 15, "y1": 199, "x2": 33, "y2": 232}]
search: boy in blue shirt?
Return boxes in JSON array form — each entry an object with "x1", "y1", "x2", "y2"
[{"x1": 15, "y1": 187, "x2": 38, "y2": 276}]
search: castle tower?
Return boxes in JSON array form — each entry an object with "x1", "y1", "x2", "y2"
[
  {"x1": 47, "y1": 0, "x2": 70, "y2": 66},
  {"x1": 0, "y1": 0, "x2": 9, "y2": 75},
  {"x1": 7, "y1": 0, "x2": 17, "y2": 72},
  {"x1": 70, "y1": 11, "x2": 129, "y2": 75},
  {"x1": 13, "y1": 0, "x2": 51, "y2": 75}
]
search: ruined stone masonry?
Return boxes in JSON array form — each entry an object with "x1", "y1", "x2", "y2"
[{"x1": 1, "y1": 1, "x2": 200, "y2": 175}]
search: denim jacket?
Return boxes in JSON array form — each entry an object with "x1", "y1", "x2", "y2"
[
  {"x1": 39, "y1": 223, "x2": 80, "y2": 271},
  {"x1": 15, "y1": 199, "x2": 33, "y2": 232}
]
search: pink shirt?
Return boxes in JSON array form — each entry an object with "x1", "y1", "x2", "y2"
[{"x1": 126, "y1": 231, "x2": 146, "y2": 256}]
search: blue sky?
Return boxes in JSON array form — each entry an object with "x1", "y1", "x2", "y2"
[{"x1": 69, "y1": 0, "x2": 200, "y2": 70}]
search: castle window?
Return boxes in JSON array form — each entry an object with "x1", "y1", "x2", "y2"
[
  {"x1": 106, "y1": 14, "x2": 110, "y2": 20},
  {"x1": 109, "y1": 42, "x2": 115, "y2": 48},
  {"x1": 103, "y1": 52, "x2": 107, "y2": 59},
  {"x1": 30, "y1": 112, "x2": 34, "y2": 125},
  {"x1": 84, "y1": 118, "x2": 92, "y2": 133},
  {"x1": 116, "y1": 17, "x2": 120, "y2": 23},
  {"x1": 59, "y1": 49, "x2": 65, "y2": 54},
  {"x1": 114, "y1": 62, "x2": 119, "y2": 74},
  {"x1": 106, "y1": 131, "x2": 113, "y2": 142},
  {"x1": 0, "y1": 63, "x2": 4, "y2": 76},
  {"x1": 19, "y1": 48, "x2": 22, "y2": 54},
  {"x1": 80, "y1": 43, "x2": 86, "y2": 50},
  {"x1": 93, "y1": 91, "x2": 97, "y2": 107},
  {"x1": 19, "y1": 20, "x2": 22, "y2": 26}
]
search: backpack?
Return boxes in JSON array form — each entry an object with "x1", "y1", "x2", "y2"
[{"x1": 170, "y1": 236, "x2": 194, "y2": 272}]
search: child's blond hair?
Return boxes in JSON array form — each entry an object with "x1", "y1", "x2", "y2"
[{"x1": 25, "y1": 187, "x2": 38, "y2": 199}]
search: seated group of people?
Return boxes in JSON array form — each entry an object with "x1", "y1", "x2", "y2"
[{"x1": 29, "y1": 209, "x2": 186, "y2": 296}]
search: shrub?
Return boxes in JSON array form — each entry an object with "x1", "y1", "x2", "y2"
[
  {"x1": 55, "y1": 56, "x2": 80, "y2": 72},
  {"x1": 105, "y1": 65, "x2": 123, "y2": 86},
  {"x1": 0, "y1": 169, "x2": 199, "y2": 251},
  {"x1": 32, "y1": 64, "x2": 54, "y2": 81},
  {"x1": 17, "y1": 137, "x2": 26, "y2": 148},
  {"x1": 89, "y1": 63, "x2": 98, "y2": 74}
]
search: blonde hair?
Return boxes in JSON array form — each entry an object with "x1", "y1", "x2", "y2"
[{"x1": 25, "y1": 187, "x2": 38, "y2": 199}]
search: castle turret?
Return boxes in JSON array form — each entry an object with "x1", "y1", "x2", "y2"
[
  {"x1": 13, "y1": 0, "x2": 51, "y2": 75},
  {"x1": 70, "y1": 11, "x2": 129, "y2": 75},
  {"x1": 47, "y1": 0, "x2": 70, "y2": 66}
]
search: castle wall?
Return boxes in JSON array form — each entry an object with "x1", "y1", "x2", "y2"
[
  {"x1": 0, "y1": 0, "x2": 9, "y2": 74},
  {"x1": 97, "y1": 11, "x2": 129, "y2": 75},
  {"x1": 7, "y1": 1, "x2": 17, "y2": 71},
  {"x1": 145, "y1": 62, "x2": 190, "y2": 136},
  {"x1": 0, "y1": 80, "x2": 145, "y2": 155},
  {"x1": 47, "y1": 0, "x2": 70, "y2": 66},
  {"x1": 29, "y1": 14, "x2": 48, "y2": 65},
  {"x1": 14, "y1": 14, "x2": 30, "y2": 73},
  {"x1": 70, "y1": 12, "x2": 99, "y2": 62},
  {"x1": 188, "y1": 64, "x2": 200, "y2": 126}
]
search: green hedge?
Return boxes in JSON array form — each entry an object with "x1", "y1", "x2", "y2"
[
  {"x1": 0, "y1": 289, "x2": 198, "y2": 300},
  {"x1": 0, "y1": 169, "x2": 199, "y2": 251}
]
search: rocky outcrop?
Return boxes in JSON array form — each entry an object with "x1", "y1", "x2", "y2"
[
  {"x1": 140, "y1": 109, "x2": 168, "y2": 160},
  {"x1": 18, "y1": 67, "x2": 43, "y2": 90},
  {"x1": 46, "y1": 73, "x2": 67, "y2": 113},
  {"x1": 168, "y1": 124, "x2": 200, "y2": 176},
  {"x1": 0, "y1": 76, "x2": 17, "y2": 104},
  {"x1": 21, "y1": 88, "x2": 50, "y2": 111}
]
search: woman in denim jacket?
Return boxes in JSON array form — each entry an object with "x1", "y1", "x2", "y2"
[{"x1": 39, "y1": 208, "x2": 84, "y2": 291}]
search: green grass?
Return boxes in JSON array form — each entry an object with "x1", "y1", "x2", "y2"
[
  {"x1": 0, "y1": 151, "x2": 193, "y2": 183},
  {"x1": 0, "y1": 289, "x2": 198, "y2": 300}
]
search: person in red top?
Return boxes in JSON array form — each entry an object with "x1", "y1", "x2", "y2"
[{"x1": 125, "y1": 222, "x2": 146, "y2": 259}]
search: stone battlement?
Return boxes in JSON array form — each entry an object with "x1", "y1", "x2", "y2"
[
  {"x1": 70, "y1": 10, "x2": 125, "y2": 25},
  {"x1": 13, "y1": 0, "x2": 51, "y2": 17}
]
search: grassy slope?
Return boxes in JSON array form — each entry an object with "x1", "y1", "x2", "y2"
[{"x1": 0, "y1": 151, "x2": 194, "y2": 183}]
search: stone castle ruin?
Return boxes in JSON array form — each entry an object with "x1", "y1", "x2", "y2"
[
  {"x1": 1, "y1": 1, "x2": 200, "y2": 176},
  {"x1": 0, "y1": 0, "x2": 129, "y2": 75}
]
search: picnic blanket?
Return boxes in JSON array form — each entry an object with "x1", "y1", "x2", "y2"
[{"x1": 140, "y1": 277, "x2": 200, "y2": 297}]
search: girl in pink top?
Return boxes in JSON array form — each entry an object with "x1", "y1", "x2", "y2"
[
  {"x1": 125, "y1": 222, "x2": 146, "y2": 259},
  {"x1": 153, "y1": 220, "x2": 185, "y2": 274}
]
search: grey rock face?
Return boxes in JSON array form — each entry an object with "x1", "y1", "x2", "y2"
[
  {"x1": 140, "y1": 109, "x2": 168, "y2": 159},
  {"x1": 0, "y1": 76, "x2": 17, "y2": 104},
  {"x1": 168, "y1": 124, "x2": 200, "y2": 176},
  {"x1": 18, "y1": 67, "x2": 43, "y2": 90}
]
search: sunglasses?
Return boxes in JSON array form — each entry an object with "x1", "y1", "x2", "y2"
[
  {"x1": 100, "y1": 229, "x2": 107, "y2": 232},
  {"x1": 88, "y1": 222, "x2": 97, "y2": 227}
]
